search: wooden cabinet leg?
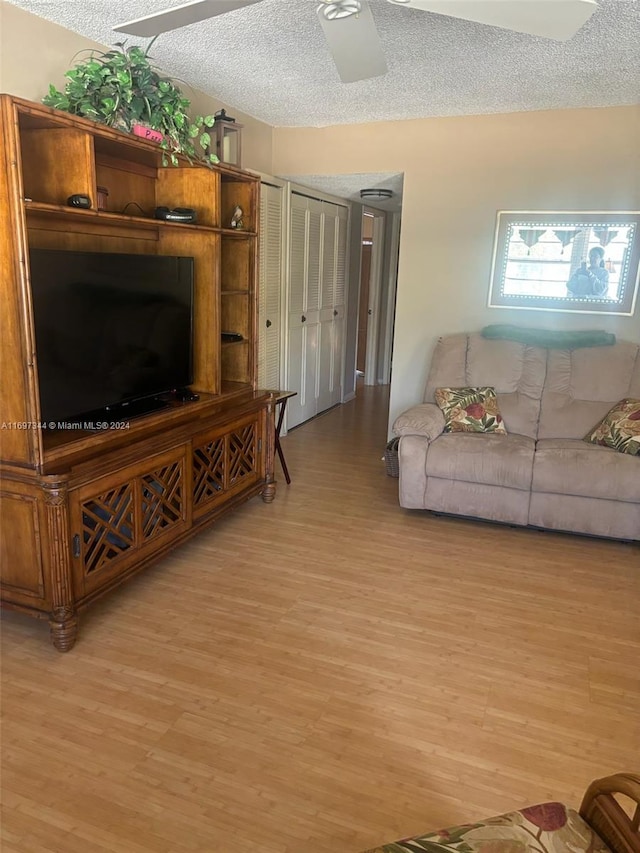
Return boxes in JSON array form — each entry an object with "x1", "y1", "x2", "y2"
[
  {"x1": 49, "y1": 606, "x2": 78, "y2": 652},
  {"x1": 261, "y1": 481, "x2": 277, "y2": 503},
  {"x1": 43, "y1": 477, "x2": 77, "y2": 651}
]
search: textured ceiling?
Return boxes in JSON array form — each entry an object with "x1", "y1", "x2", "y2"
[
  {"x1": 6, "y1": 0, "x2": 640, "y2": 128},
  {"x1": 286, "y1": 173, "x2": 404, "y2": 211},
  {"x1": 7, "y1": 0, "x2": 637, "y2": 210}
]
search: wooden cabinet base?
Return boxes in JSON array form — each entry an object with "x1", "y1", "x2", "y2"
[{"x1": 1, "y1": 394, "x2": 276, "y2": 651}]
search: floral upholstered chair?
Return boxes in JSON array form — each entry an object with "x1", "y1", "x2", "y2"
[{"x1": 361, "y1": 773, "x2": 639, "y2": 853}]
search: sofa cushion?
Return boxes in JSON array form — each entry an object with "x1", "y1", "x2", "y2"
[
  {"x1": 426, "y1": 433, "x2": 535, "y2": 490},
  {"x1": 435, "y1": 386, "x2": 507, "y2": 434},
  {"x1": 362, "y1": 803, "x2": 611, "y2": 853},
  {"x1": 425, "y1": 334, "x2": 547, "y2": 439},
  {"x1": 532, "y1": 438, "x2": 640, "y2": 502},
  {"x1": 584, "y1": 397, "x2": 640, "y2": 456},
  {"x1": 538, "y1": 342, "x2": 640, "y2": 439}
]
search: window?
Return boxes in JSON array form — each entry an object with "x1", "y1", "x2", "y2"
[{"x1": 488, "y1": 212, "x2": 640, "y2": 315}]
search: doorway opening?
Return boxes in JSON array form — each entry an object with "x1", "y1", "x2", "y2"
[{"x1": 356, "y1": 207, "x2": 400, "y2": 388}]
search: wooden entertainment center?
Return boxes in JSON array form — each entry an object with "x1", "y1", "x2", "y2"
[{"x1": 0, "y1": 95, "x2": 277, "y2": 651}]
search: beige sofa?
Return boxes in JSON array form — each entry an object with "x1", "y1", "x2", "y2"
[{"x1": 392, "y1": 333, "x2": 640, "y2": 541}]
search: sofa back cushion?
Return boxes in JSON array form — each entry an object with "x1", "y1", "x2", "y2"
[
  {"x1": 538, "y1": 341, "x2": 640, "y2": 439},
  {"x1": 425, "y1": 334, "x2": 546, "y2": 439}
]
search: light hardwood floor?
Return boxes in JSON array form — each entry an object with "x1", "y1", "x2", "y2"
[{"x1": 2, "y1": 384, "x2": 639, "y2": 853}]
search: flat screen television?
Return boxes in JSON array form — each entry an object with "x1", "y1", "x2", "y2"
[{"x1": 29, "y1": 248, "x2": 195, "y2": 426}]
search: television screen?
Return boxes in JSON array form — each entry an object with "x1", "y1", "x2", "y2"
[{"x1": 29, "y1": 249, "x2": 194, "y2": 425}]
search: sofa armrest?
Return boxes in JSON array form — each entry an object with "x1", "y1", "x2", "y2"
[{"x1": 393, "y1": 403, "x2": 445, "y2": 440}]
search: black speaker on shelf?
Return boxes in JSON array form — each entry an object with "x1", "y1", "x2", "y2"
[{"x1": 67, "y1": 193, "x2": 92, "y2": 208}]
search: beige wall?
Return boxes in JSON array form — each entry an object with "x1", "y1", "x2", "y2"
[
  {"x1": 273, "y1": 107, "x2": 640, "y2": 428},
  {"x1": 2, "y1": 1, "x2": 639, "y2": 431},
  {"x1": 0, "y1": 2, "x2": 274, "y2": 173}
]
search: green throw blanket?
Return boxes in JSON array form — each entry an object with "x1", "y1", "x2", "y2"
[{"x1": 481, "y1": 325, "x2": 616, "y2": 349}]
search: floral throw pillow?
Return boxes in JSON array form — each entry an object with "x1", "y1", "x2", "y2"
[
  {"x1": 434, "y1": 386, "x2": 507, "y2": 434},
  {"x1": 584, "y1": 398, "x2": 640, "y2": 456}
]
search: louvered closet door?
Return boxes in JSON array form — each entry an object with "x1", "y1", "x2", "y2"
[
  {"x1": 287, "y1": 194, "x2": 321, "y2": 429},
  {"x1": 258, "y1": 181, "x2": 283, "y2": 390}
]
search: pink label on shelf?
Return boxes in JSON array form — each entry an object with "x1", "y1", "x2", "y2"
[{"x1": 133, "y1": 125, "x2": 163, "y2": 144}]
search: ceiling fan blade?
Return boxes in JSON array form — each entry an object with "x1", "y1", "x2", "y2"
[
  {"x1": 392, "y1": 0, "x2": 598, "y2": 41},
  {"x1": 317, "y1": 1, "x2": 388, "y2": 84},
  {"x1": 114, "y1": 0, "x2": 265, "y2": 37}
]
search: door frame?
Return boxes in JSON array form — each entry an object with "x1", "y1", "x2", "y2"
[
  {"x1": 364, "y1": 208, "x2": 386, "y2": 386},
  {"x1": 257, "y1": 173, "x2": 290, "y2": 424},
  {"x1": 380, "y1": 211, "x2": 401, "y2": 385}
]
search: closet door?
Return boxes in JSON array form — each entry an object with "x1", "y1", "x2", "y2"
[
  {"x1": 286, "y1": 192, "x2": 349, "y2": 429},
  {"x1": 287, "y1": 194, "x2": 321, "y2": 429},
  {"x1": 258, "y1": 181, "x2": 283, "y2": 390}
]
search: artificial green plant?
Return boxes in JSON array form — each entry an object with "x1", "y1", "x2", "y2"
[{"x1": 42, "y1": 38, "x2": 218, "y2": 167}]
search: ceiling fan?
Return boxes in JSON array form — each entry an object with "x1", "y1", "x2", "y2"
[{"x1": 114, "y1": 0, "x2": 598, "y2": 84}]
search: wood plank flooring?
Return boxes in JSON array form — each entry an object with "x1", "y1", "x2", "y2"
[{"x1": 2, "y1": 383, "x2": 639, "y2": 853}]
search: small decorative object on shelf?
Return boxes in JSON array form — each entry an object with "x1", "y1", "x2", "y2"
[
  {"x1": 213, "y1": 110, "x2": 243, "y2": 167},
  {"x1": 230, "y1": 205, "x2": 244, "y2": 229},
  {"x1": 132, "y1": 124, "x2": 164, "y2": 144},
  {"x1": 96, "y1": 185, "x2": 109, "y2": 210}
]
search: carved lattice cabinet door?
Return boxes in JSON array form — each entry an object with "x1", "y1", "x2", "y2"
[
  {"x1": 192, "y1": 414, "x2": 262, "y2": 519},
  {"x1": 69, "y1": 446, "x2": 189, "y2": 598}
]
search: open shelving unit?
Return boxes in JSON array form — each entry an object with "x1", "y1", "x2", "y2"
[{"x1": 0, "y1": 95, "x2": 276, "y2": 651}]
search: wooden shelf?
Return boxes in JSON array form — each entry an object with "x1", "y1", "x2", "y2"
[
  {"x1": 220, "y1": 228, "x2": 258, "y2": 237},
  {"x1": 24, "y1": 201, "x2": 220, "y2": 232}
]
